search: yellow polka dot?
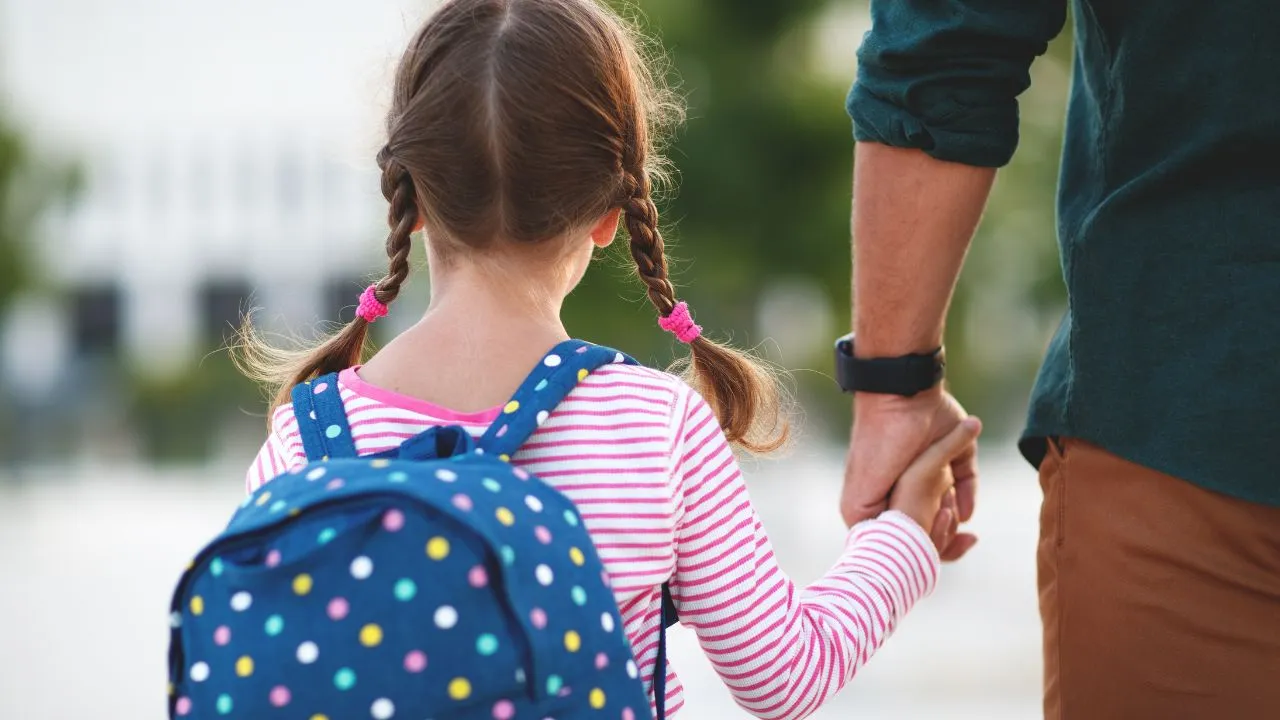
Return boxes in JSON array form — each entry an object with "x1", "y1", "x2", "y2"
[
  {"x1": 310, "y1": 715, "x2": 329, "y2": 720},
  {"x1": 167, "y1": 682, "x2": 174, "y2": 697},
  {"x1": 292, "y1": 573, "x2": 313, "y2": 596},
  {"x1": 359, "y1": 623, "x2": 383, "y2": 647},
  {"x1": 371, "y1": 459, "x2": 390, "y2": 468},
  {"x1": 499, "y1": 454, "x2": 511, "y2": 462},
  {"x1": 503, "y1": 400, "x2": 520, "y2": 414},
  {"x1": 190, "y1": 595, "x2": 204, "y2": 616},
  {"x1": 426, "y1": 537, "x2": 450, "y2": 560},
  {"x1": 495, "y1": 507, "x2": 515, "y2": 526},
  {"x1": 185, "y1": 559, "x2": 195, "y2": 571},
  {"x1": 589, "y1": 688, "x2": 606, "y2": 709},
  {"x1": 235, "y1": 655, "x2": 254, "y2": 677},
  {"x1": 564, "y1": 630, "x2": 581, "y2": 652},
  {"x1": 288, "y1": 508, "x2": 301, "y2": 517},
  {"x1": 448, "y1": 677, "x2": 472, "y2": 700},
  {"x1": 569, "y1": 547, "x2": 585, "y2": 566},
  {"x1": 255, "y1": 491, "x2": 271, "y2": 506},
  {"x1": 577, "y1": 368, "x2": 589, "y2": 381}
]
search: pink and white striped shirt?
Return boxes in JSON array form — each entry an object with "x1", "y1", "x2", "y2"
[{"x1": 247, "y1": 362, "x2": 939, "y2": 719}]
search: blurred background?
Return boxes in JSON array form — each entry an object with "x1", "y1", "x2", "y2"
[{"x1": 0, "y1": 0, "x2": 1071, "y2": 717}]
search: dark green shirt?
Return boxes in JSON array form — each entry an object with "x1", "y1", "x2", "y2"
[{"x1": 847, "y1": 1, "x2": 1280, "y2": 506}]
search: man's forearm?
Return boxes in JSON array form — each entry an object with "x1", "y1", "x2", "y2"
[{"x1": 851, "y1": 142, "x2": 995, "y2": 358}]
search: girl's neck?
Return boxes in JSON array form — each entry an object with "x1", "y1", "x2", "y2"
[{"x1": 355, "y1": 259, "x2": 574, "y2": 414}]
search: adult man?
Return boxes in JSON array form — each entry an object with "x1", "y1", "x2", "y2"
[{"x1": 836, "y1": 1, "x2": 1280, "y2": 717}]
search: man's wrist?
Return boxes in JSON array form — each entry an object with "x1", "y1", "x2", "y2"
[{"x1": 835, "y1": 333, "x2": 945, "y2": 397}]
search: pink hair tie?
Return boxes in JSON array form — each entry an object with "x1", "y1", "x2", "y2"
[
  {"x1": 356, "y1": 284, "x2": 389, "y2": 323},
  {"x1": 659, "y1": 301, "x2": 702, "y2": 344}
]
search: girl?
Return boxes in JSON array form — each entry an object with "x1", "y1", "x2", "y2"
[{"x1": 239, "y1": 0, "x2": 980, "y2": 717}]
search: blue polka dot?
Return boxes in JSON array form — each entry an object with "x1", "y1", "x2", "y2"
[
  {"x1": 209, "y1": 558, "x2": 224, "y2": 577},
  {"x1": 216, "y1": 694, "x2": 233, "y2": 715},
  {"x1": 334, "y1": 667, "x2": 356, "y2": 691},
  {"x1": 547, "y1": 675, "x2": 563, "y2": 694},
  {"x1": 563, "y1": 509, "x2": 580, "y2": 527},
  {"x1": 388, "y1": 471, "x2": 408, "y2": 483},
  {"x1": 571, "y1": 586, "x2": 587, "y2": 606},
  {"x1": 269, "y1": 499, "x2": 288, "y2": 513},
  {"x1": 325, "y1": 424, "x2": 342, "y2": 439},
  {"x1": 264, "y1": 614, "x2": 284, "y2": 636},
  {"x1": 394, "y1": 578, "x2": 417, "y2": 601},
  {"x1": 318, "y1": 527, "x2": 337, "y2": 545},
  {"x1": 500, "y1": 546, "x2": 516, "y2": 566},
  {"x1": 534, "y1": 379, "x2": 549, "y2": 392},
  {"x1": 482, "y1": 478, "x2": 502, "y2": 493},
  {"x1": 476, "y1": 633, "x2": 499, "y2": 655}
]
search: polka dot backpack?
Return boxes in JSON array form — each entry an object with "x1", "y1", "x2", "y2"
[{"x1": 167, "y1": 340, "x2": 672, "y2": 720}]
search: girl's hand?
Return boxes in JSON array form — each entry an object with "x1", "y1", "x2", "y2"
[{"x1": 888, "y1": 416, "x2": 983, "y2": 545}]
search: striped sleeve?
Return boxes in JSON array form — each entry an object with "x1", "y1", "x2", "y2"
[
  {"x1": 669, "y1": 388, "x2": 940, "y2": 720},
  {"x1": 244, "y1": 403, "x2": 308, "y2": 494}
]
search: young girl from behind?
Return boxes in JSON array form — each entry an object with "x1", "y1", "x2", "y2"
[{"x1": 241, "y1": 0, "x2": 979, "y2": 716}]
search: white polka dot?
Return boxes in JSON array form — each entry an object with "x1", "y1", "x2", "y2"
[
  {"x1": 190, "y1": 662, "x2": 210, "y2": 682},
  {"x1": 544, "y1": 354, "x2": 562, "y2": 367},
  {"x1": 515, "y1": 668, "x2": 526, "y2": 684},
  {"x1": 536, "y1": 410, "x2": 549, "y2": 426},
  {"x1": 350, "y1": 556, "x2": 374, "y2": 580},
  {"x1": 436, "y1": 469, "x2": 458, "y2": 482},
  {"x1": 626, "y1": 660, "x2": 638, "y2": 679},
  {"x1": 525, "y1": 495, "x2": 543, "y2": 513},
  {"x1": 371, "y1": 698, "x2": 395, "y2": 719},
  {"x1": 306, "y1": 467, "x2": 326, "y2": 481},
  {"x1": 535, "y1": 564, "x2": 554, "y2": 586},
  {"x1": 309, "y1": 410, "x2": 317, "y2": 420},
  {"x1": 296, "y1": 641, "x2": 319, "y2": 664},
  {"x1": 614, "y1": 352, "x2": 625, "y2": 363},
  {"x1": 434, "y1": 605, "x2": 458, "y2": 629},
  {"x1": 169, "y1": 611, "x2": 183, "y2": 628},
  {"x1": 601, "y1": 612, "x2": 615, "y2": 632},
  {"x1": 230, "y1": 592, "x2": 252, "y2": 612}
]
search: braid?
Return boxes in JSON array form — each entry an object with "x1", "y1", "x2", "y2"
[
  {"x1": 375, "y1": 145, "x2": 418, "y2": 307},
  {"x1": 621, "y1": 164, "x2": 790, "y2": 455},
  {"x1": 623, "y1": 173, "x2": 676, "y2": 317}
]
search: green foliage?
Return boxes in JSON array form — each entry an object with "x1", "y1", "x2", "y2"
[{"x1": 0, "y1": 101, "x2": 80, "y2": 313}]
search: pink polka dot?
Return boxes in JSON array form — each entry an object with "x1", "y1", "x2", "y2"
[
  {"x1": 468, "y1": 565, "x2": 488, "y2": 588},
  {"x1": 492, "y1": 700, "x2": 515, "y2": 719},
  {"x1": 269, "y1": 686, "x2": 291, "y2": 707},
  {"x1": 622, "y1": 709, "x2": 636, "y2": 720},
  {"x1": 175, "y1": 697, "x2": 192, "y2": 716},
  {"x1": 576, "y1": 345, "x2": 589, "y2": 353},
  {"x1": 313, "y1": 382, "x2": 328, "y2": 394},
  {"x1": 326, "y1": 478, "x2": 345, "y2": 491},
  {"x1": 534, "y1": 526, "x2": 552, "y2": 544},
  {"x1": 513, "y1": 468, "x2": 530, "y2": 481},
  {"x1": 452, "y1": 494, "x2": 474, "y2": 512},
  {"x1": 559, "y1": 686, "x2": 572, "y2": 697},
  {"x1": 530, "y1": 608, "x2": 547, "y2": 629},
  {"x1": 265, "y1": 549, "x2": 282, "y2": 568},
  {"x1": 382, "y1": 509, "x2": 405, "y2": 532},
  {"x1": 213, "y1": 626, "x2": 231, "y2": 646},
  {"x1": 495, "y1": 424, "x2": 509, "y2": 438},
  {"x1": 327, "y1": 597, "x2": 349, "y2": 621},
  {"x1": 595, "y1": 652, "x2": 609, "y2": 670},
  {"x1": 404, "y1": 650, "x2": 427, "y2": 673}
]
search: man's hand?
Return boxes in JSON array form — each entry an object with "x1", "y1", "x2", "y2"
[{"x1": 842, "y1": 387, "x2": 980, "y2": 561}]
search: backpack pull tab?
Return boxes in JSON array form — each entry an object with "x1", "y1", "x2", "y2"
[{"x1": 397, "y1": 425, "x2": 477, "y2": 462}]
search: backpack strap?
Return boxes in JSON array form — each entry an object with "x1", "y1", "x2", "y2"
[
  {"x1": 478, "y1": 340, "x2": 635, "y2": 459},
  {"x1": 654, "y1": 581, "x2": 678, "y2": 719},
  {"x1": 289, "y1": 372, "x2": 358, "y2": 462}
]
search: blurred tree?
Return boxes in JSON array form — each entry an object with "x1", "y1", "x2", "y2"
[{"x1": 0, "y1": 100, "x2": 79, "y2": 313}]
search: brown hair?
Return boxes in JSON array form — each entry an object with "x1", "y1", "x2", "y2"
[{"x1": 236, "y1": 0, "x2": 788, "y2": 453}]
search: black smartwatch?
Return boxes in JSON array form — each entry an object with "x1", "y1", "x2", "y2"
[{"x1": 834, "y1": 333, "x2": 945, "y2": 397}]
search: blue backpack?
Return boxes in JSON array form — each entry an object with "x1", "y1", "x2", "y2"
[{"x1": 167, "y1": 340, "x2": 676, "y2": 719}]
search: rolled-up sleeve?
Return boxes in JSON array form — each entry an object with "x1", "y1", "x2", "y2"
[{"x1": 847, "y1": 0, "x2": 1067, "y2": 167}]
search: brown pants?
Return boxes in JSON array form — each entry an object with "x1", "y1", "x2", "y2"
[{"x1": 1038, "y1": 438, "x2": 1280, "y2": 720}]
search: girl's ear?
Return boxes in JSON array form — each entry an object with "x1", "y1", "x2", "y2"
[{"x1": 589, "y1": 208, "x2": 623, "y2": 248}]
